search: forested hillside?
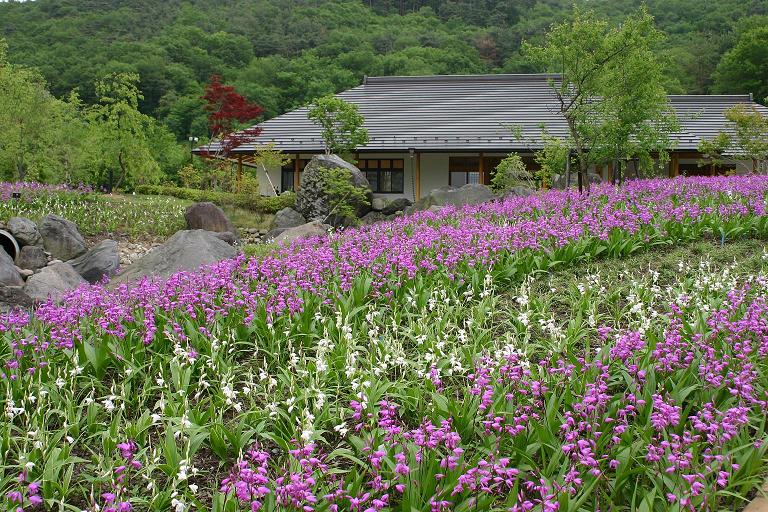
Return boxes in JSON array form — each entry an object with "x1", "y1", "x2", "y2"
[{"x1": 1, "y1": 0, "x2": 767, "y2": 142}]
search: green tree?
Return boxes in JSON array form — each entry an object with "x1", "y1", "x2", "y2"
[
  {"x1": 525, "y1": 7, "x2": 674, "y2": 190},
  {"x1": 307, "y1": 95, "x2": 369, "y2": 155},
  {"x1": 89, "y1": 72, "x2": 161, "y2": 191},
  {"x1": 699, "y1": 105, "x2": 768, "y2": 173},
  {"x1": 713, "y1": 21, "x2": 768, "y2": 103}
]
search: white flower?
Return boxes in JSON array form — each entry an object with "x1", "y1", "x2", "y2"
[
  {"x1": 56, "y1": 378, "x2": 66, "y2": 388},
  {"x1": 189, "y1": 484, "x2": 198, "y2": 494},
  {"x1": 300, "y1": 429, "x2": 313, "y2": 442},
  {"x1": 334, "y1": 422, "x2": 349, "y2": 436}
]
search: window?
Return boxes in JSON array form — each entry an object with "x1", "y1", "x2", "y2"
[
  {"x1": 281, "y1": 159, "x2": 309, "y2": 192},
  {"x1": 449, "y1": 157, "x2": 480, "y2": 186},
  {"x1": 358, "y1": 159, "x2": 404, "y2": 193}
]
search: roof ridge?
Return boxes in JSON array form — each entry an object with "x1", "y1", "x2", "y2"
[{"x1": 364, "y1": 73, "x2": 561, "y2": 85}]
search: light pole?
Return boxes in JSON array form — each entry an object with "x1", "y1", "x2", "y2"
[{"x1": 188, "y1": 136, "x2": 199, "y2": 165}]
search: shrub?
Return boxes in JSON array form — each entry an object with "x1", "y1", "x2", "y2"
[
  {"x1": 134, "y1": 184, "x2": 295, "y2": 214},
  {"x1": 320, "y1": 166, "x2": 371, "y2": 224},
  {"x1": 490, "y1": 153, "x2": 533, "y2": 193}
]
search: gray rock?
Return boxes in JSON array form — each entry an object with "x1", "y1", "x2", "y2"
[
  {"x1": 409, "y1": 184, "x2": 496, "y2": 212},
  {"x1": 18, "y1": 269, "x2": 33, "y2": 279},
  {"x1": 274, "y1": 221, "x2": 330, "y2": 245},
  {"x1": 502, "y1": 186, "x2": 536, "y2": 198},
  {"x1": 271, "y1": 207, "x2": 307, "y2": 230},
  {"x1": 0, "y1": 285, "x2": 34, "y2": 313},
  {"x1": 15, "y1": 245, "x2": 48, "y2": 271},
  {"x1": 295, "y1": 155, "x2": 372, "y2": 222},
  {"x1": 184, "y1": 202, "x2": 236, "y2": 234},
  {"x1": 24, "y1": 262, "x2": 86, "y2": 302},
  {"x1": 361, "y1": 211, "x2": 386, "y2": 225},
  {"x1": 0, "y1": 249, "x2": 24, "y2": 287},
  {"x1": 380, "y1": 197, "x2": 412, "y2": 215},
  {"x1": 371, "y1": 197, "x2": 388, "y2": 211},
  {"x1": 7, "y1": 217, "x2": 42, "y2": 247},
  {"x1": 68, "y1": 240, "x2": 120, "y2": 284},
  {"x1": 38, "y1": 215, "x2": 87, "y2": 261},
  {"x1": 112, "y1": 230, "x2": 237, "y2": 285},
  {"x1": 213, "y1": 231, "x2": 238, "y2": 246}
]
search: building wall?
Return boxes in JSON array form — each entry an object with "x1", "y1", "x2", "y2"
[{"x1": 256, "y1": 151, "x2": 759, "y2": 199}]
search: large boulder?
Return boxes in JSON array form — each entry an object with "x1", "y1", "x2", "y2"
[
  {"x1": 380, "y1": 197, "x2": 412, "y2": 215},
  {"x1": 7, "y1": 217, "x2": 42, "y2": 247},
  {"x1": 295, "y1": 155, "x2": 372, "y2": 221},
  {"x1": 502, "y1": 186, "x2": 536, "y2": 199},
  {"x1": 273, "y1": 221, "x2": 329, "y2": 245},
  {"x1": 0, "y1": 285, "x2": 34, "y2": 313},
  {"x1": 38, "y1": 215, "x2": 87, "y2": 261},
  {"x1": 266, "y1": 207, "x2": 307, "y2": 240},
  {"x1": 112, "y1": 230, "x2": 238, "y2": 285},
  {"x1": 184, "y1": 202, "x2": 236, "y2": 234},
  {"x1": 23, "y1": 262, "x2": 86, "y2": 302},
  {"x1": 409, "y1": 184, "x2": 496, "y2": 212},
  {"x1": 0, "y1": 249, "x2": 24, "y2": 287},
  {"x1": 15, "y1": 246, "x2": 48, "y2": 272},
  {"x1": 361, "y1": 211, "x2": 386, "y2": 225},
  {"x1": 272, "y1": 207, "x2": 307, "y2": 230},
  {"x1": 68, "y1": 239, "x2": 120, "y2": 284}
]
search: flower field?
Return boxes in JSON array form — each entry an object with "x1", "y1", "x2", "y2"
[{"x1": 2, "y1": 176, "x2": 768, "y2": 511}]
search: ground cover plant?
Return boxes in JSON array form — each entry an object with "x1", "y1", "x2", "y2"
[
  {"x1": 0, "y1": 182, "x2": 273, "y2": 237},
  {"x1": 2, "y1": 176, "x2": 768, "y2": 511}
]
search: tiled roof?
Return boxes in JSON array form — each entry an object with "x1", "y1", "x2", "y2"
[{"x1": 198, "y1": 74, "x2": 768, "y2": 154}]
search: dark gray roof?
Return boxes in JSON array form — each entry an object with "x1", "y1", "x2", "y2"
[{"x1": 199, "y1": 74, "x2": 768, "y2": 154}]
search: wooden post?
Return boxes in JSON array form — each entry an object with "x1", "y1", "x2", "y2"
[
  {"x1": 236, "y1": 155, "x2": 243, "y2": 193},
  {"x1": 670, "y1": 153, "x2": 679, "y2": 177},
  {"x1": 415, "y1": 152, "x2": 421, "y2": 200},
  {"x1": 478, "y1": 152, "x2": 485, "y2": 185},
  {"x1": 293, "y1": 154, "x2": 300, "y2": 191},
  {"x1": 607, "y1": 163, "x2": 614, "y2": 183}
]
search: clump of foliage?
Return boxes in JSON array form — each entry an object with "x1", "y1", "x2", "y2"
[
  {"x1": 698, "y1": 104, "x2": 768, "y2": 173},
  {"x1": 525, "y1": 6, "x2": 676, "y2": 191},
  {"x1": 0, "y1": 39, "x2": 186, "y2": 189},
  {"x1": 134, "y1": 184, "x2": 296, "y2": 214},
  {"x1": 320, "y1": 166, "x2": 370, "y2": 224},
  {"x1": 89, "y1": 72, "x2": 162, "y2": 191},
  {"x1": 307, "y1": 95, "x2": 369, "y2": 155},
  {"x1": 490, "y1": 153, "x2": 533, "y2": 193},
  {"x1": 534, "y1": 132, "x2": 569, "y2": 187}
]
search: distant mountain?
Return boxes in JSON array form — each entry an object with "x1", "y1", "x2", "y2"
[{"x1": 2, "y1": 0, "x2": 766, "y2": 139}]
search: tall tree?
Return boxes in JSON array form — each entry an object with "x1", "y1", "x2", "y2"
[
  {"x1": 89, "y1": 72, "x2": 161, "y2": 191},
  {"x1": 307, "y1": 95, "x2": 369, "y2": 155},
  {"x1": 713, "y1": 22, "x2": 768, "y2": 104},
  {"x1": 524, "y1": 7, "x2": 675, "y2": 190},
  {"x1": 200, "y1": 75, "x2": 265, "y2": 190},
  {"x1": 0, "y1": 40, "x2": 57, "y2": 181}
]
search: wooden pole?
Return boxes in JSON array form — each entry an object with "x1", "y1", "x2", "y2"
[
  {"x1": 607, "y1": 162, "x2": 614, "y2": 184},
  {"x1": 293, "y1": 154, "x2": 300, "y2": 191},
  {"x1": 670, "y1": 152, "x2": 679, "y2": 177},
  {"x1": 415, "y1": 152, "x2": 421, "y2": 200},
  {"x1": 478, "y1": 152, "x2": 485, "y2": 185}
]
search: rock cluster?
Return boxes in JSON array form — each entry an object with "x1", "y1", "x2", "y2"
[{"x1": 0, "y1": 214, "x2": 119, "y2": 311}]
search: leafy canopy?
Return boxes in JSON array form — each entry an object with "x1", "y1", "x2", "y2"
[
  {"x1": 307, "y1": 95, "x2": 369, "y2": 155},
  {"x1": 525, "y1": 7, "x2": 676, "y2": 188}
]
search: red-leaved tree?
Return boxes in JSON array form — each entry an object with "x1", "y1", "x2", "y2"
[{"x1": 200, "y1": 75, "x2": 264, "y2": 158}]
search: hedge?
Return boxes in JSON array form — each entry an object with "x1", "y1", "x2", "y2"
[{"x1": 134, "y1": 185, "x2": 295, "y2": 214}]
